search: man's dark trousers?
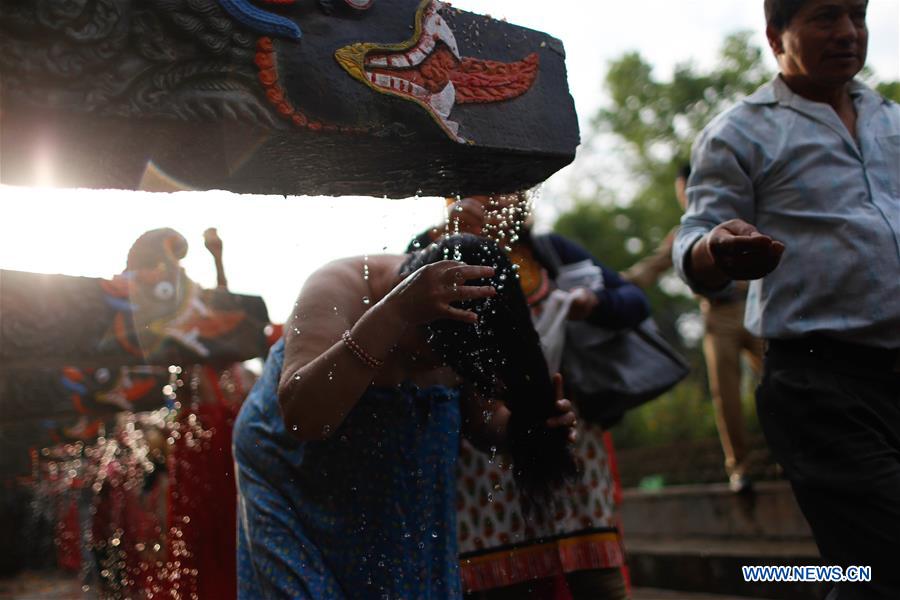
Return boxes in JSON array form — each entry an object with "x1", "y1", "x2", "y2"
[{"x1": 757, "y1": 337, "x2": 900, "y2": 600}]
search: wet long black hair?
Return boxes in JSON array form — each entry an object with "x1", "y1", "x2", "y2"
[{"x1": 402, "y1": 234, "x2": 578, "y2": 511}]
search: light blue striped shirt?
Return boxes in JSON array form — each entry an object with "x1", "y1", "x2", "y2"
[{"x1": 674, "y1": 76, "x2": 900, "y2": 348}]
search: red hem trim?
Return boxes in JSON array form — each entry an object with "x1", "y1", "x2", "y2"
[{"x1": 460, "y1": 532, "x2": 625, "y2": 592}]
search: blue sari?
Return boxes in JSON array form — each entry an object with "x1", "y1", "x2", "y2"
[{"x1": 233, "y1": 338, "x2": 462, "y2": 599}]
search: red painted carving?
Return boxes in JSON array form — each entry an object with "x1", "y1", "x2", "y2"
[
  {"x1": 367, "y1": 48, "x2": 539, "y2": 104},
  {"x1": 255, "y1": 37, "x2": 368, "y2": 133}
]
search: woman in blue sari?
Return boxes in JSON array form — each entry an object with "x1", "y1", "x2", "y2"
[{"x1": 234, "y1": 235, "x2": 578, "y2": 599}]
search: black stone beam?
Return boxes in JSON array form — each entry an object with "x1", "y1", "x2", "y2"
[
  {"x1": 0, "y1": 269, "x2": 270, "y2": 370},
  {"x1": 0, "y1": 0, "x2": 579, "y2": 197}
]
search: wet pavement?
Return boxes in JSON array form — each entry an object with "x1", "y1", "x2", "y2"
[
  {"x1": 0, "y1": 572, "x2": 83, "y2": 600},
  {"x1": 0, "y1": 573, "x2": 778, "y2": 599}
]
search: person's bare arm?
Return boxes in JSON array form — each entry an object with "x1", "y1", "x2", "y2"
[
  {"x1": 278, "y1": 259, "x2": 497, "y2": 441},
  {"x1": 203, "y1": 228, "x2": 228, "y2": 289},
  {"x1": 688, "y1": 218, "x2": 786, "y2": 288},
  {"x1": 621, "y1": 229, "x2": 676, "y2": 289}
]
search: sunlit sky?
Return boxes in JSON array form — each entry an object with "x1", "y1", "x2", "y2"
[{"x1": 2, "y1": 1, "x2": 898, "y2": 323}]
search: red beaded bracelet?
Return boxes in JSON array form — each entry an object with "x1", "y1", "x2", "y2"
[{"x1": 341, "y1": 330, "x2": 383, "y2": 370}]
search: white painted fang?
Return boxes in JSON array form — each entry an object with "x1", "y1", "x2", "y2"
[
  {"x1": 429, "y1": 81, "x2": 455, "y2": 118},
  {"x1": 418, "y1": 34, "x2": 436, "y2": 55},
  {"x1": 443, "y1": 119, "x2": 459, "y2": 136},
  {"x1": 388, "y1": 55, "x2": 411, "y2": 68},
  {"x1": 410, "y1": 81, "x2": 428, "y2": 98},
  {"x1": 363, "y1": 0, "x2": 460, "y2": 84},
  {"x1": 423, "y1": 4, "x2": 460, "y2": 60},
  {"x1": 406, "y1": 48, "x2": 427, "y2": 67}
]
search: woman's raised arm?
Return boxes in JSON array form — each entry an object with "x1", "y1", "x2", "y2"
[{"x1": 278, "y1": 258, "x2": 495, "y2": 441}]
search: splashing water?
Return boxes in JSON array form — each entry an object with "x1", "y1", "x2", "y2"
[{"x1": 26, "y1": 363, "x2": 246, "y2": 598}]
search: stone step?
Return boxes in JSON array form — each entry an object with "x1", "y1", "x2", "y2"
[
  {"x1": 621, "y1": 481, "x2": 813, "y2": 541},
  {"x1": 626, "y1": 535, "x2": 826, "y2": 600}
]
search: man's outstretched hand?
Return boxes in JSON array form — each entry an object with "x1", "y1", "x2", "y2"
[{"x1": 692, "y1": 219, "x2": 785, "y2": 286}]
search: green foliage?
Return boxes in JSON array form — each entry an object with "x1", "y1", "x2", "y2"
[
  {"x1": 876, "y1": 81, "x2": 900, "y2": 103},
  {"x1": 612, "y1": 375, "x2": 716, "y2": 449},
  {"x1": 611, "y1": 363, "x2": 763, "y2": 450},
  {"x1": 593, "y1": 31, "x2": 771, "y2": 184}
]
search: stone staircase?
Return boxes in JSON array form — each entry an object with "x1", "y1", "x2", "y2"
[{"x1": 621, "y1": 481, "x2": 828, "y2": 600}]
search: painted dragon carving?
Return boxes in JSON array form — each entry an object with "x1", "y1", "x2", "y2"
[{"x1": 0, "y1": 0, "x2": 578, "y2": 195}]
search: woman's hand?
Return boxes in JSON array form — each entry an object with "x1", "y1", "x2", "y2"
[
  {"x1": 545, "y1": 373, "x2": 578, "y2": 443},
  {"x1": 380, "y1": 261, "x2": 497, "y2": 326},
  {"x1": 567, "y1": 287, "x2": 599, "y2": 321}
]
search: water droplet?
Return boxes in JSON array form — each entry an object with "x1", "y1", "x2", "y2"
[{"x1": 362, "y1": 296, "x2": 370, "y2": 305}]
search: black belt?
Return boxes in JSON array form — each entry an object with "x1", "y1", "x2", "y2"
[{"x1": 766, "y1": 336, "x2": 900, "y2": 374}]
